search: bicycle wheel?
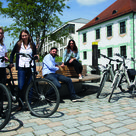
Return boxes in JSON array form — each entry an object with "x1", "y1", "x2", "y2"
[
  {"x1": 97, "y1": 72, "x2": 108, "y2": 98},
  {"x1": 0, "y1": 83, "x2": 12, "y2": 130},
  {"x1": 108, "y1": 75, "x2": 119, "y2": 102},
  {"x1": 25, "y1": 78, "x2": 60, "y2": 118}
]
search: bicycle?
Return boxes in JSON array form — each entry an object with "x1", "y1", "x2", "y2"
[
  {"x1": 97, "y1": 54, "x2": 124, "y2": 98},
  {"x1": 108, "y1": 53, "x2": 136, "y2": 102},
  {"x1": 7, "y1": 53, "x2": 60, "y2": 118},
  {"x1": 0, "y1": 57, "x2": 12, "y2": 130}
]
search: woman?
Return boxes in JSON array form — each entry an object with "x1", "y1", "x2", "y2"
[
  {"x1": 0, "y1": 27, "x2": 8, "y2": 117},
  {"x1": 61, "y1": 39, "x2": 83, "y2": 79},
  {"x1": 0, "y1": 27, "x2": 8, "y2": 84},
  {"x1": 10, "y1": 29, "x2": 37, "y2": 110}
]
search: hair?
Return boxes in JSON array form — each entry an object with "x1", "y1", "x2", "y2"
[
  {"x1": 67, "y1": 39, "x2": 78, "y2": 53},
  {"x1": 0, "y1": 27, "x2": 4, "y2": 45},
  {"x1": 17, "y1": 29, "x2": 33, "y2": 51},
  {"x1": 50, "y1": 47, "x2": 58, "y2": 51}
]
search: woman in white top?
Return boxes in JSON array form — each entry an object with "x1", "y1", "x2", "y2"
[
  {"x1": 0, "y1": 27, "x2": 8, "y2": 117},
  {"x1": 10, "y1": 29, "x2": 37, "y2": 110},
  {"x1": 0, "y1": 27, "x2": 8, "y2": 84}
]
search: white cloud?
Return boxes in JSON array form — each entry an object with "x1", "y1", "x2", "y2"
[{"x1": 76, "y1": 0, "x2": 107, "y2": 6}]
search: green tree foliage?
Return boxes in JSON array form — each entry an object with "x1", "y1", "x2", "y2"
[{"x1": 0, "y1": 0, "x2": 69, "y2": 53}]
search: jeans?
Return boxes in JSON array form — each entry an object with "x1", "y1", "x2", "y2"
[
  {"x1": 18, "y1": 67, "x2": 32, "y2": 103},
  {"x1": 44, "y1": 73, "x2": 76, "y2": 98}
]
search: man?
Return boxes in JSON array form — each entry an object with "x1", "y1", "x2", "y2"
[{"x1": 42, "y1": 47, "x2": 81, "y2": 102}]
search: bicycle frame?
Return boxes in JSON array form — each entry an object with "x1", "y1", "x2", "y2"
[{"x1": 109, "y1": 53, "x2": 136, "y2": 102}]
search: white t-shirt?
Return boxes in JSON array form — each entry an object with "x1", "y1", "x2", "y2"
[
  {"x1": 0, "y1": 44, "x2": 7, "y2": 67},
  {"x1": 19, "y1": 43, "x2": 33, "y2": 68}
]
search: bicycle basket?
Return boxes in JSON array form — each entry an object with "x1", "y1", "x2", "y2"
[{"x1": 127, "y1": 69, "x2": 136, "y2": 81}]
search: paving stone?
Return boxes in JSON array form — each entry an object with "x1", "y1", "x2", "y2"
[
  {"x1": 111, "y1": 127, "x2": 130, "y2": 135},
  {"x1": 1, "y1": 82, "x2": 136, "y2": 136}
]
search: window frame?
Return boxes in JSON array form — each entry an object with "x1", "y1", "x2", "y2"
[
  {"x1": 83, "y1": 51, "x2": 87, "y2": 60},
  {"x1": 120, "y1": 21, "x2": 126, "y2": 34},
  {"x1": 120, "y1": 45, "x2": 126, "y2": 56},
  {"x1": 83, "y1": 33, "x2": 87, "y2": 43},
  {"x1": 107, "y1": 25, "x2": 112, "y2": 37},
  {"x1": 96, "y1": 29, "x2": 100, "y2": 40},
  {"x1": 107, "y1": 47, "x2": 112, "y2": 57}
]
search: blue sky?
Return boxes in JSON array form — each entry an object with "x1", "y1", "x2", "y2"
[{"x1": 0, "y1": 0, "x2": 116, "y2": 49}]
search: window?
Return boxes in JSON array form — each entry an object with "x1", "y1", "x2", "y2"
[
  {"x1": 96, "y1": 29, "x2": 100, "y2": 39},
  {"x1": 63, "y1": 24, "x2": 75, "y2": 34},
  {"x1": 98, "y1": 49, "x2": 100, "y2": 58},
  {"x1": 83, "y1": 33, "x2": 87, "y2": 42},
  {"x1": 107, "y1": 48, "x2": 112, "y2": 57},
  {"x1": 112, "y1": 10, "x2": 117, "y2": 14},
  {"x1": 95, "y1": 17, "x2": 100, "y2": 21},
  {"x1": 120, "y1": 21, "x2": 126, "y2": 34},
  {"x1": 120, "y1": 45, "x2": 126, "y2": 56},
  {"x1": 107, "y1": 25, "x2": 112, "y2": 37},
  {"x1": 69, "y1": 24, "x2": 75, "y2": 34},
  {"x1": 83, "y1": 51, "x2": 87, "y2": 60}
]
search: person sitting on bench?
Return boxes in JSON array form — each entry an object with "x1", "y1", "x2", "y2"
[{"x1": 42, "y1": 47, "x2": 81, "y2": 102}]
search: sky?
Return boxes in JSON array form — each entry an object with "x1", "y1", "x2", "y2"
[{"x1": 0, "y1": 0, "x2": 116, "y2": 50}]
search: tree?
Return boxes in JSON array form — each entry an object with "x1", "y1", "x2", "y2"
[{"x1": 0, "y1": 0, "x2": 69, "y2": 54}]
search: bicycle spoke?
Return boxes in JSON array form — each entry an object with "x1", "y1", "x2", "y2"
[{"x1": 26, "y1": 79, "x2": 60, "y2": 118}]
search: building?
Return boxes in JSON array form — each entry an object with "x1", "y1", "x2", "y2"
[
  {"x1": 41, "y1": 18, "x2": 90, "y2": 57},
  {"x1": 77, "y1": 0, "x2": 136, "y2": 69}
]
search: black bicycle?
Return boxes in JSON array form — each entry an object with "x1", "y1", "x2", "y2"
[
  {"x1": 7, "y1": 53, "x2": 60, "y2": 118},
  {"x1": 0, "y1": 57, "x2": 12, "y2": 130}
]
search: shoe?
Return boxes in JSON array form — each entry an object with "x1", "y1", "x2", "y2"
[
  {"x1": 71, "y1": 95, "x2": 81, "y2": 102},
  {"x1": 79, "y1": 76, "x2": 82, "y2": 80}
]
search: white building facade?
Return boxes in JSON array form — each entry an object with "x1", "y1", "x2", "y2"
[
  {"x1": 77, "y1": 0, "x2": 136, "y2": 70},
  {"x1": 42, "y1": 18, "x2": 89, "y2": 57}
]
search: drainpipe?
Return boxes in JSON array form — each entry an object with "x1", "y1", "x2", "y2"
[{"x1": 133, "y1": 12, "x2": 135, "y2": 69}]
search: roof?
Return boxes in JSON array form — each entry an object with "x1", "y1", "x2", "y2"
[
  {"x1": 68, "y1": 18, "x2": 90, "y2": 24},
  {"x1": 52, "y1": 18, "x2": 90, "y2": 34},
  {"x1": 77, "y1": 0, "x2": 136, "y2": 32}
]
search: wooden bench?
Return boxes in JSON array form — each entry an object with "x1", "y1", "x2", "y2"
[
  {"x1": 55, "y1": 65, "x2": 100, "y2": 97},
  {"x1": 6, "y1": 66, "x2": 43, "y2": 85},
  {"x1": 56, "y1": 65, "x2": 101, "y2": 82},
  {"x1": 6, "y1": 65, "x2": 100, "y2": 97},
  {"x1": 6, "y1": 65, "x2": 100, "y2": 84}
]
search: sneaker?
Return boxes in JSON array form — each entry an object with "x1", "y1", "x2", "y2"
[
  {"x1": 79, "y1": 76, "x2": 82, "y2": 80},
  {"x1": 71, "y1": 95, "x2": 81, "y2": 102}
]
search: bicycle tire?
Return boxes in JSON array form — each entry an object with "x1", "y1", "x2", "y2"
[
  {"x1": 97, "y1": 72, "x2": 108, "y2": 98},
  {"x1": 0, "y1": 83, "x2": 12, "y2": 130},
  {"x1": 25, "y1": 78, "x2": 60, "y2": 118},
  {"x1": 108, "y1": 75, "x2": 119, "y2": 102}
]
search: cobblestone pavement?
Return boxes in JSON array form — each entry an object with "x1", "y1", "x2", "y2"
[{"x1": 1, "y1": 81, "x2": 136, "y2": 136}]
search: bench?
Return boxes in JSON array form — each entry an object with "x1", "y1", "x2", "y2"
[
  {"x1": 56, "y1": 65, "x2": 101, "y2": 82},
  {"x1": 6, "y1": 65, "x2": 43, "y2": 85},
  {"x1": 55, "y1": 65, "x2": 100, "y2": 97},
  {"x1": 6, "y1": 65, "x2": 101, "y2": 97}
]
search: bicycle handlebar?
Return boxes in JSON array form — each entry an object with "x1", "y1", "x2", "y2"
[
  {"x1": 114, "y1": 53, "x2": 135, "y2": 62},
  {"x1": 17, "y1": 53, "x2": 38, "y2": 60},
  {"x1": 100, "y1": 54, "x2": 122, "y2": 63},
  {"x1": 0, "y1": 56, "x2": 8, "y2": 62}
]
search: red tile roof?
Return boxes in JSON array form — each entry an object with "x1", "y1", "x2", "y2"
[{"x1": 77, "y1": 0, "x2": 136, "y2": 32}]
